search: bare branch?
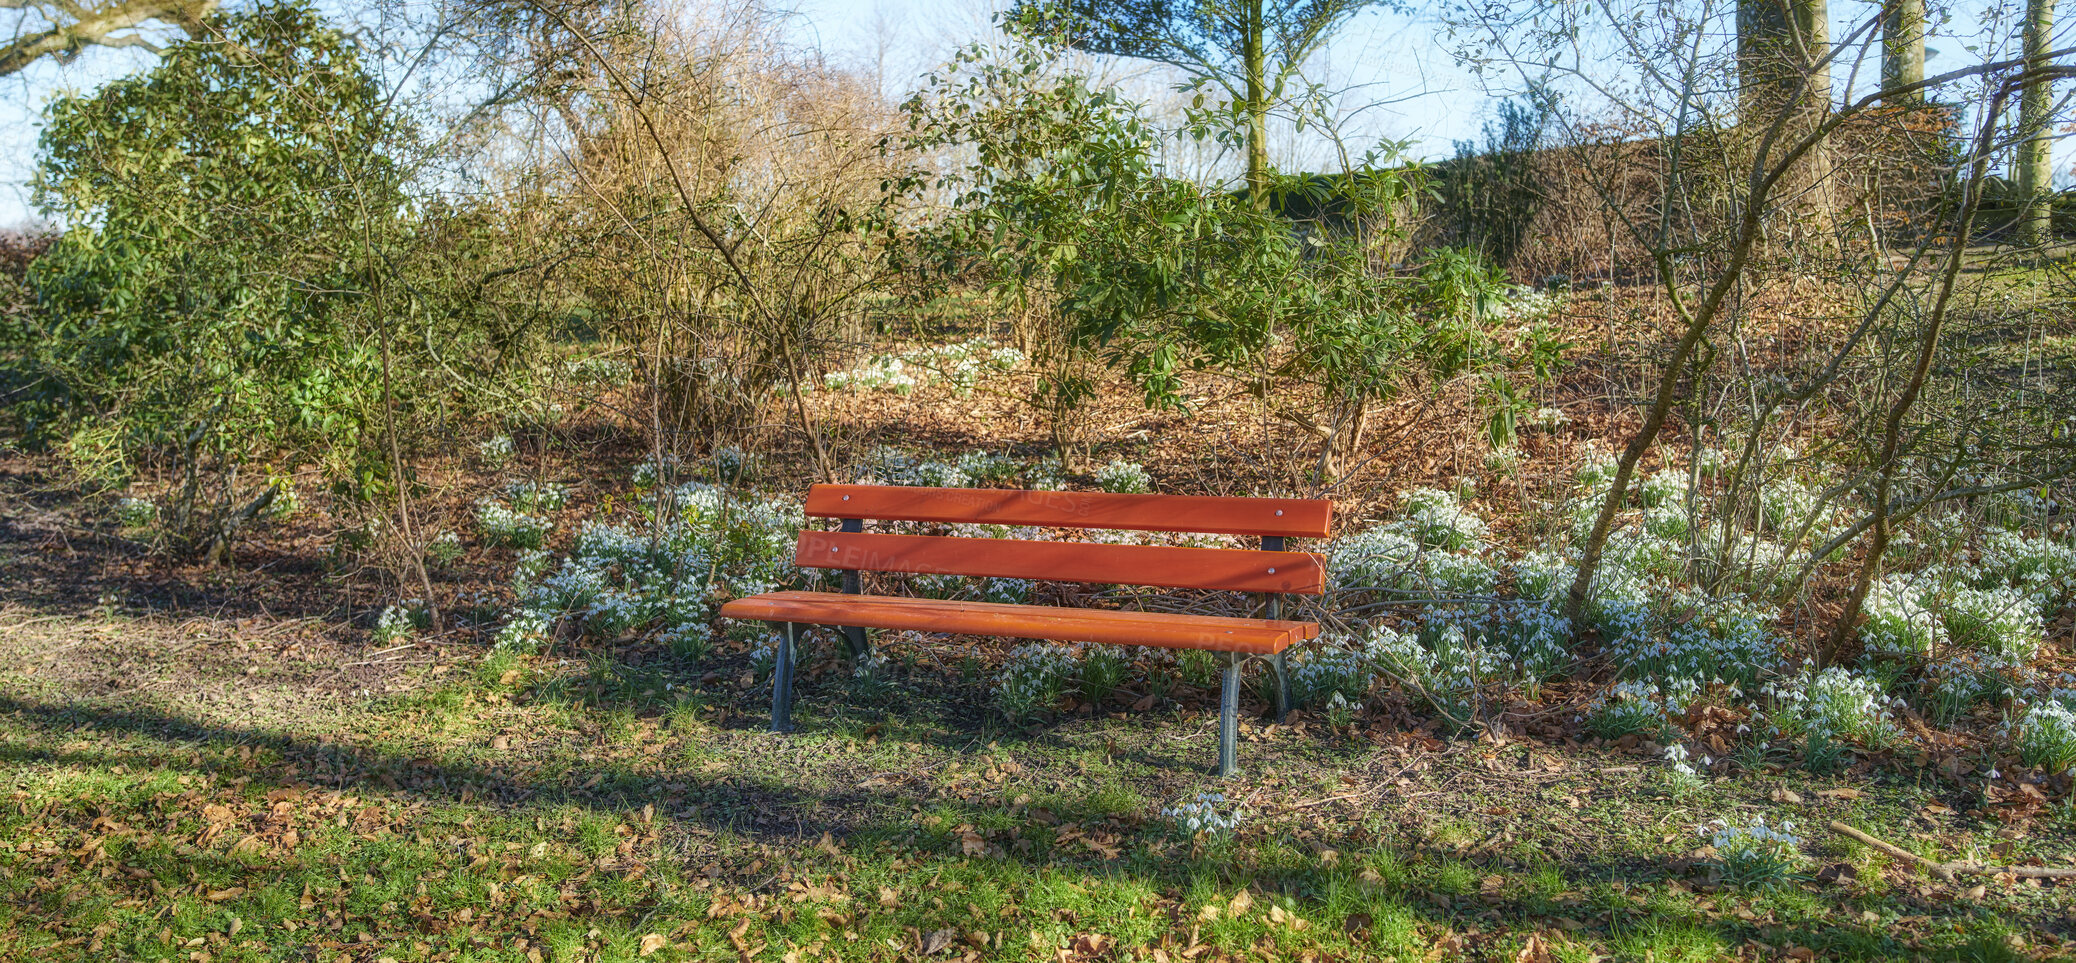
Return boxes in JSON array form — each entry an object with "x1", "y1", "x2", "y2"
[{"x1": 0, "y1": 0, "x2": 214, "y2": 77}]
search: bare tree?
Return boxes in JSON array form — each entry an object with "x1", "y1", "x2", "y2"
[{"x1": 1456, "y1": 0, "x2": 2076, "y2": 642}]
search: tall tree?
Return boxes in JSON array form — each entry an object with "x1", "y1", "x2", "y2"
[
  {"x1": 1006, "y1": 0, "x2": 1381, "y2": 202},
  {"x1": 2016, "y1": 0, "x2": 2059, "y2": 247},
  {"x1": 1738, "y1": 0, "x2": 1830, "y2": 119},
  {"x1": 1882, "y1": 0, "x2": 1925, "y2": 104},
  {"x1": 0, "y1": 0, "x2": 216, "y2": 77},
  {"x1": 1737, "y1": 0, "x2": 1836, "y2": 236}
]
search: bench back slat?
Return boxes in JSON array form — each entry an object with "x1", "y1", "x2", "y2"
[
  {"x1": 795, "y1": 530, "x2": 1326, "y2": 595},
  {"x1": 804, "y1": 484, "x2": 1331, "y2": 538}
]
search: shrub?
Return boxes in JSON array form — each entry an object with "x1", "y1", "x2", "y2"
[
  {"x1": 114, "y1": 496, "x2": 155, "y2": 529},
  {"x1": 1076, "y1": 644, "x2": 1131, "y2": 704},
  {"x1": 1289, "y1": 643, "x2": 1368, "y2": 707},
  {"x1": 1861, "y1": 574, "x2": 1947, "y2": 657},
  {"x1": 1395, "y1": 487, "x2": 1487, "y2": 551},
  {"x1": 1638, "y1": 468, "x2": 1686, "y2": 508},
  {"x1": 505, "y1": 480, "x2": 569, "y2": 514},
  {"x1": 2014, "y1": 698, "x2": 2076, "y2": 773},
  {"x1": 1764, "y1": 663, "x2": 1899, "y2": 746},
  {"x1": 982, "y1": 578, "x2": 1031, "y2": 605},
  {"x1": 1586, "y1": 680, "x2": 1673, "y2": 741},
  {"x1": 1701, "y1": 816, "x2": 1804, "y2": 890},
  {"x1": 11, "y1": 3, "x2": 526, "y2": 564},
  {"x1": 426, "y1": 530, "x2": 464, "y2": 566},
  {"x1": 1938, "y1": 585, "x2": 2043, "y2": 661},
  {"x1": 475, "y1": 499, "x2": 551, "y2": 549},
  {"x1": 996, "y1": 643, "x2": 1079, "y2": 721},
  {"x1": 1433, "y1": 96, "x2": 1552, "y2": 266},
  {"x1": 374, "y1": 600, "x2": 427, "y2": 644},
  {"x1": 1325, "y1": 526, "x2": 1421, "y2": 593},
  {"x1": 956, "y1": 451, "x2": 1022, "y2": 487},
  {"x1": 1161, "y1": 792, "x2": 1243, "y2": 837},
  {"x1": 477, "y1": 434, "x2": 516, "y2": 468},
  {"x1": 1094, "y1": 459, "x2": 1153, "y2": 494},
  {"x1": 710, "y1": 446, "x2": 754, "y2": 484}
]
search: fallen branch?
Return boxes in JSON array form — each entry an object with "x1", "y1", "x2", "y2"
[{"x1": 1828, "y1": 821, "x2": 2076, "y2": 881}]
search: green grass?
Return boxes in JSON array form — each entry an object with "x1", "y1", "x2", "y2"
[{"x1": 2, "y1": 641, "x2": 2073, "y2": 962}]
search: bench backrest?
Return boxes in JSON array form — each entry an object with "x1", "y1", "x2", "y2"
[{"x1": 793, "y1": 484, "x2": 1332, "y2": 596}]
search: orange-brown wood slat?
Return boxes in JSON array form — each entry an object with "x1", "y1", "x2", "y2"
[
  {"x1": 803, "y1": 484, "x2": 1331, "y2": 538},
  {"x1": 717, "y1": 591, "x2": 1315, "y2": 653},
  {"x1": 792, "y1": 530, "x2": 1326, "y2": 595}
]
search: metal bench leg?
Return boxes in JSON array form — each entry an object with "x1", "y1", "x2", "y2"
[
  {"x1": 1271, "y1": 650, "x2": 1290, "y2": 724},
  {"x1": 838, "y1": 517, "x2": 870, "y2": 664},
  {"x1": 772, "y1": 622, "x2": 797, "y2": 733},
  {"x1": 843, "y1": 625, "x2": 870, "y2": 663},
  {"x1": 1216, "y1": 653, "x2": 1241, "y2": 778}
]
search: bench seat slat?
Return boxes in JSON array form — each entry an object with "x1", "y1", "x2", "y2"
[
  {"x1": 805, "y1": 485, "x2": 1331, "y2": 538},
  {"x1": 718, "y1": 591, "x2": 1316, "y2": 654},
  {"x1": 794, "y1": 530, "x2": 1326, "y2": 595}
]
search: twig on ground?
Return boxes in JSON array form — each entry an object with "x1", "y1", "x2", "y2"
[
  {"x1": 1828, "y1": 821, "x2": 2076, "y2": 881},
  {"x1": 340, "y1": 642, "x2": 418, "y2": 667}
]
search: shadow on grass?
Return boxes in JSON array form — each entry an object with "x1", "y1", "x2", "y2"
[{"x1": 0, "y1": 691, "x2": 2021, "y2": 961}]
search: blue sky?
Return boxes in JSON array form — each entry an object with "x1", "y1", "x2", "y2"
[{"x1": 0, "y1": 0, "x2": 2066, "y2": 229}]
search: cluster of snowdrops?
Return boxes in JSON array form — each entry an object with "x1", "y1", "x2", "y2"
[{"x1": 408, "y1": 440, "x2": 2076, "y2": 783}]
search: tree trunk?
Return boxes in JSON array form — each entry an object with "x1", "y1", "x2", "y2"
[
  {"x1": 2017, "y1": 0, "x2": 2059, "y2": 248},
  {"x1": 1739, "y1": 0, "x2": 1830, "y2": 117},
  {"x1": 1738, "y1": 0, "x2": 1835, "y2": 238},
  {"x1": 1882, "y1": 0, "x2": 1926, "y2": 104},
  {"x1": 1244, "y1": 0, "x2": 1269, "y2": 207}
]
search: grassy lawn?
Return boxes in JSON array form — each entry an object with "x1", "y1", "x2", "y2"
[{"x1": 3, "y1": 606, "x2": 2070, "y2": 962}]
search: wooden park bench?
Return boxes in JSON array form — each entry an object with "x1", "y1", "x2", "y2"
[{"x1": 719, "y1": 484, "x2": 1331, "y2": 775}]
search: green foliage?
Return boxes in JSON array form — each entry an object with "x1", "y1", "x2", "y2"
[
  {"x1": 1435, "y1": 95, "x2": 1554, "y2": 267},
  {"x1": 8, "y1": 2, "x2": 546, "y2": 563},
  {"x1": 899, "y1": 31, "x2": 1534, "y2": 472},
  {"x1": 10, "y1": 3, "x2": 393, "y2": 557}
]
